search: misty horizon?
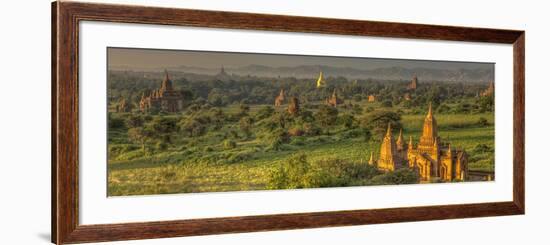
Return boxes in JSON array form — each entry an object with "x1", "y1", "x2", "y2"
[
  {"x1": 107, "y1": 47, "x2": 494, "y2": 83},
  {"x1": 108, "y1": 47, "x2": 494, "y2": 71}
]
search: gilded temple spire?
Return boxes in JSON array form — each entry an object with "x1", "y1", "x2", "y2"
[
  {"x1": 368, "y1": 152, "x2": 375, "y2": 165},
  {"x1": 316, "y1": 71, "x2": 326, "y2": 88},
  {"x1": 396, "y1": 128, "x2": 404, "y2": 150}
]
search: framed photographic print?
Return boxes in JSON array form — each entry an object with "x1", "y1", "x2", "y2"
[{"x1": 52, "y1": 1, "x2": 525, "y2": 244}]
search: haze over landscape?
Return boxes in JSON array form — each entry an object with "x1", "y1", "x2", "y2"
[{"x1": 108, "y1": 48, "x2": 494, "y2": 82}]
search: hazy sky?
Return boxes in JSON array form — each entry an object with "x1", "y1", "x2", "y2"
[{"x1": 108, "y1": 47, "x2": 494, "y2": 71}]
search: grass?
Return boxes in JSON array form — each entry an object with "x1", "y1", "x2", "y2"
[{"x1": 108, "y1": 104, "x2": 494, "y2": 196}]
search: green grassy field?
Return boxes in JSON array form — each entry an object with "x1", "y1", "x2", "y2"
[{"x1": 107, "y1": 102, "x2": 494, "y2": 196}]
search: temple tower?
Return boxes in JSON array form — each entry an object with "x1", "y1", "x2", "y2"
[
  {"x1": 139, "y1": 70, "x2": 184, "y2": 113},
  {"x1": 287, "y1": 97, "x2": 300, "y2": 116},
  {"x1": 408, "y1": 75, "x2": 418, "y2": 90},
  {"x1": 378, "y1": 123, "x2": 401, "y2": 171},
  {"x1": 368, "y1": 152, "x2": 375, "y2": 166},
  {"x1": 396, "y1": 128, "x2": 405, "y2": 151},
  {"x1": 274, "y1": 89, "x2": 285, "y2": 107},
  {"x1": 480, "y1": 80, "x2": 495, "y2": 97},
  {"x1": 327, "y1": 88, "x2": 343, "y2": 107},
  {"x1": 316, "y1": 71, "x2": 327, "y2": 88},
  {"x1": 160, "y1": 70, "x2": 174, "y2": 92},
  {"x1": 418, "y1": 103, "x2": 439, "y2": 152}
]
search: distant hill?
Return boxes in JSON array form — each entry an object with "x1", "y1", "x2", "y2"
[{"x1": 109, "y1": 64, "x2": 493, "y2": 83}]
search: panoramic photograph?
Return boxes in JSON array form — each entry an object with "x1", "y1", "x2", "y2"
[{"x1": 107, "y1": 47, "x2": 495, "y2": 197}]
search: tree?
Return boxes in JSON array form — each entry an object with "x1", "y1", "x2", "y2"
[
  {"x1": 128, "y1": 127, "x2": 152, "y2": 152},
  {"x1": 299, "y1": 110, "x2": 315, "y2": 123},
  {"x1": 368, "y1": 168, "x2": 419, "y2": 185},
  {"x1": 362, "y1": 128, "x2": 372, "y2": 142},
  {"x1": 381, "y1": 100, "x2": 393, "y2": 108},
  {"x1": 478, "y1": 117, "x2": 489, "y2": 127},
  {"x1": 267, "y1": 128, "x2": 290, "y2": 151},
  {"x1": 238, "y1": 103, "x2": 250, "y2": 117},
  {"x1": 255, "y1": 105, "x2": 275, "y2": 120},
  {"x1": 179, "y1": 117, "x2": 207, "y2": 137},
  {"x1": 126, "y1": 114, "x2": 144, "y2": 128},
  {"x1": 207, "y1": 89, "x2": 227, "y2": 106},
  {"x1": 108, "y1": 113, "x2": 125, "y2": 130},
  {"x1": 315, "y1": 105, "x2": 339, "y2": 133},
  {"x1": 276, "y1": 111, "x2": 288, "y2": 129},
  {"x1": 338, "y1": 114, "x2": 356, "y2": 129},
  {"x1": 239, "y1": 116, "x2": 254, "y2": 138},
  {"x1": 478, "y1": 95, "x2": 494, "y2": 112},
  {"x1": 362, "y1": 110, "x2": 402, "y2": 138},
  {"x1": 223, "y1": 139, "x2": 237, "y2": 149},
  {"x1": 150, "y1": 117, "x2": 178, "y2": 143},
  {"x1": 267, "y1": 153, "x2": 310, "y2": 189}
]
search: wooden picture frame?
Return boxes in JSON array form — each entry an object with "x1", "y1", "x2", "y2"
[{"x1": 52, "y1": 1, "x2": 525, "y2": 244}]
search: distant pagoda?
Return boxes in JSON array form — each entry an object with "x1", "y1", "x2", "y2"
[
  {"x1": 274, "y1": 89, "x2": 285, "y2": 107},
  {"x1": 407, "y1": 75, "x2": 419, "y2": 90},
  {"x1": 480, "y1": 81, "x2": 494, "y2": 97},
  {"x1": 287, "y1": 97, "x2": 300, "y2": 115},
  {"x1": 316, "y1": 71, "x2": 327, "y2": 88},
  {"x1": 326, "y1": 89, "x2": 343, "y2": 107},
  {"x1": 139, "y1": 70, "x2": 184, "y2": 113},
  {"x1": 215, "y1": 65, "x2": 232, "y2": 81}
]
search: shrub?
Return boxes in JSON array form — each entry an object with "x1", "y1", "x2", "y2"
[
  {"x1": 290, "y1": 137, "x2": 306, "y2": 146},
  {"x1": 473, "y1": 144, "x2": 492, "y2": 154},
  {"x1": 267, "y1": 154, "x2": 310, "y2": 189},
  {"x1": 478, "y1": 117, "x2": 489, "y2": 126},
  {"x1": 151, "y1": 117, "x2": 178, "y2": 134},
  {"x1": 126, "y1": 114, "x2": 144, "y2": 128},
  {"x1": 267, "y1": 155, "x2": 382, "y2": 190},
  {"x1": 239, "y1": 116, "x2": 254, "y2": 136},
  {"x1": 368, "y1": 168, "x2": 419, "y2": 185},
  {"x1": 381, "y1": 100, "x2": 393, "y2": 107},
  {"x1": 303, "y1": 123, "x2": 321, "y2": 136},
  {"x1": 315, "y1": 105, "x2": 339, "y2": 131},
  {"x1": 108, "y1": 144, "x2": 138, "y2": 156},
  {"x1": 237, "y1": 103, "x2": 250, "y2": 117},
  {"x1": 364, "y1": 106, "x2": 375, "y2": 113},
  {"x1": 108, "y1": 115, "x2": 126, "y2": 130},
  {"x1": 223, "y1": 139, "x2": 237, "y2": 150},
  {"x1": 128, "y1": 127, "x2": 153, "y2": 151},
  {"x1": 180, "y1": 117, "x2": 207, "y2": 137},
  {"x1": 226, "y1": 152, "x2": 251, "y2": 164},
  {"x1": 361, "y1": 110, "x2": 402, "y2": 138},
  {"x1": 478, "y1": 95, "x2": 494, "y2": 112},
  {"x1": 265, "y1": 129, "x2": 290, "y2": 151},
  {"x1": 299, "y1": 110, "x2": 315, "y2": 123},
  {"x1": 339, "y1": 128, "x2": 363, "y2": 139},
  {"x1": 288, "y1": 127, "x2": 304, "y2": 136},
  {"x1": 338, "y1": 114, "x2": 356, "y2": 129},
  {"x1": 361, "y1": 128, "x2": 372, "y2": 142},
  {"x1": 255, "y1": 105, "x2": 275, "y2": 120},
  {"x1": 437, "y1": 104, "x2": 451, "y2": 114},
  {"x1": 155, "y1": 141, "x2": 168, "y2": 151}
]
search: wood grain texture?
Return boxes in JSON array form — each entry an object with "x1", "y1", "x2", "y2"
[
  {"x1": 53, "y1": 1, "x2": 80, "y2": 244},
  {"x1": 65, "y1": 202, "x2": 521, "y2": 244},
  {"x1": 62, "y1": 1, "x2": 523, "y2": 43},
  {"x1": 51, "y1": 1, "x2": 525, "y2": 244},
  {"x1": 513, "y1": 33, "x2": 525, "y2": 213},
  {"x1": 51, "y1": 2, "x2": 58, "y2": 243}
]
